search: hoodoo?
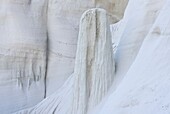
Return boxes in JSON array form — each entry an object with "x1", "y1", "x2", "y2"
[{"x1": 72, "y1": 8, "x2": 115, "y2": 114}]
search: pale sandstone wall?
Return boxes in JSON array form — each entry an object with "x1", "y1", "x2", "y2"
[
  {"x1": 113, "y1": 0, "x2": 166, "y2": 89},
  {"x1": 46, "y1": 0, "x2": 128, "y2": 96},
  {"x1": 0, "y1": 0, "x2": 128, "y2": 113},
  {"x1": 15, "y1": 8, "x2": 115, "y2": 114},
  {"x1": 0, "y1": 0, "x2": 47, "y2": 113},
  {"x1": 94, "y1": 0, "x2": 170, "y2": 114}
]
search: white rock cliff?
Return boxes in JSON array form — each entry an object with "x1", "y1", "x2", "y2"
[
  {"x1": 1, "y1": 0, "x2": 170, "y2": 114},
  {"x1": 0, "y1": 1, "x2": 47, "y2": 113}
]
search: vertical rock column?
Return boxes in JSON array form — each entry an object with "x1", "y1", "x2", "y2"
[
  {"x1": 46, "y1": 0, "x2": 119, "y2": 96},
  {"x1": 72, "y1": 8, "x2": 115, "y2": 114}
]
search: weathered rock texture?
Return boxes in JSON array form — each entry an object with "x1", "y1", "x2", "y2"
[
  {"x1": 46, "y1": 0, "x2": 127, "y2": 96},
  {"x1": 12, "y1": 0, "x2": 170, "y2": 114},
  {"x1": 0, "y1": 1, "x2": 47, "y2": 113},
  {"x1": 15, "y1": 8, "x2": 115, "y2": 114},
  {"x1": 72, "y1": 8, "x2": 115, "y2": 114},
  {"x1": 90, "y1": 0, "x2": 170, "y2": 114},
  {"x1": 14, "y1": 75, "x2": 74, "y2": 114},
  {"x1": 0, "y1": 0, "x2": 129, "y2": 113}
]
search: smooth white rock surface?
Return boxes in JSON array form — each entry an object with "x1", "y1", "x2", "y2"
[
  {"x1": 91, "y1": 0, "x2": 170, "y2": 114},
  {"x1": 112, "y1": 0, "x2": 166, "y2": 89}
]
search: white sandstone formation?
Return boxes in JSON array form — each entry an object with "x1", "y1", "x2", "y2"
[
  {"x1": 0, "y1": 0, "x2": 128, "y2": 113},
  {"x1": 15, "y1": 8, "x2": 115, "y2": 114},
  {"x1": 90, "y1": 0, "x2": 170, "y2": 114},
  {"x1": 72, "y1": 8, "x2": 115, "y2": 114},
  {"x1": 14, "y1": 75, "x2": 74, "y2": 114},
  {"x1": 46, "y1": 0, "x2": 125, "y2": 96},
  {"x1": 4, "y1": 0, "x2": 170, "y2": 114},
  {"x1": 0, "y1": 1, "x2": 47, "y2": 113},
  {"x1": 112, "y1": 0, "x2": 166, "y2": 89}
]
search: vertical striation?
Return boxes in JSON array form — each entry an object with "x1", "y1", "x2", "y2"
[
  {"x1": 0, "y1": 1, "x2": 48, "y2": 113},
  {"x1": 46, "y1": 0, "x2": 120, "y2": 96},
  {"x1": 72, "y1": 8, "x2": 115, "y2": 114}
]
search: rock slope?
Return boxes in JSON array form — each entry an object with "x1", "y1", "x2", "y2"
[{"x1": 4, "y1": 0, "x2": 170, "y2": 114}]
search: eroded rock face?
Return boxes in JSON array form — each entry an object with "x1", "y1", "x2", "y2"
[
  {"x1": 94, "y1": 1, "x2": 170, "y2": 114},
  {"x1": 0, "y1": 1, "x2": 47, "y2": 113},
  {"x1": 46, "y1": 0, "x2": 127, "y2": 96},
  {"x1": 14, "y1": 75, "x2": 74, "y2": 114},
  {"x1": 0, "y1": 0, "x2": 128, "y2": 113},
  {"x1": 72, "y1": 8, "x2": 115, "y2": 114},
  {"x1": 8, "y1": 0, "x2": 170, "y2": 114},
  {"x1": 15, "y1": 8, "x2": 115, "y2": 114}
]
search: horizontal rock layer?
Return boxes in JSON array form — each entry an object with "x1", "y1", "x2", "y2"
[{"x1": 0, "y1": 1, "x2": 47, "y2": 113}]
